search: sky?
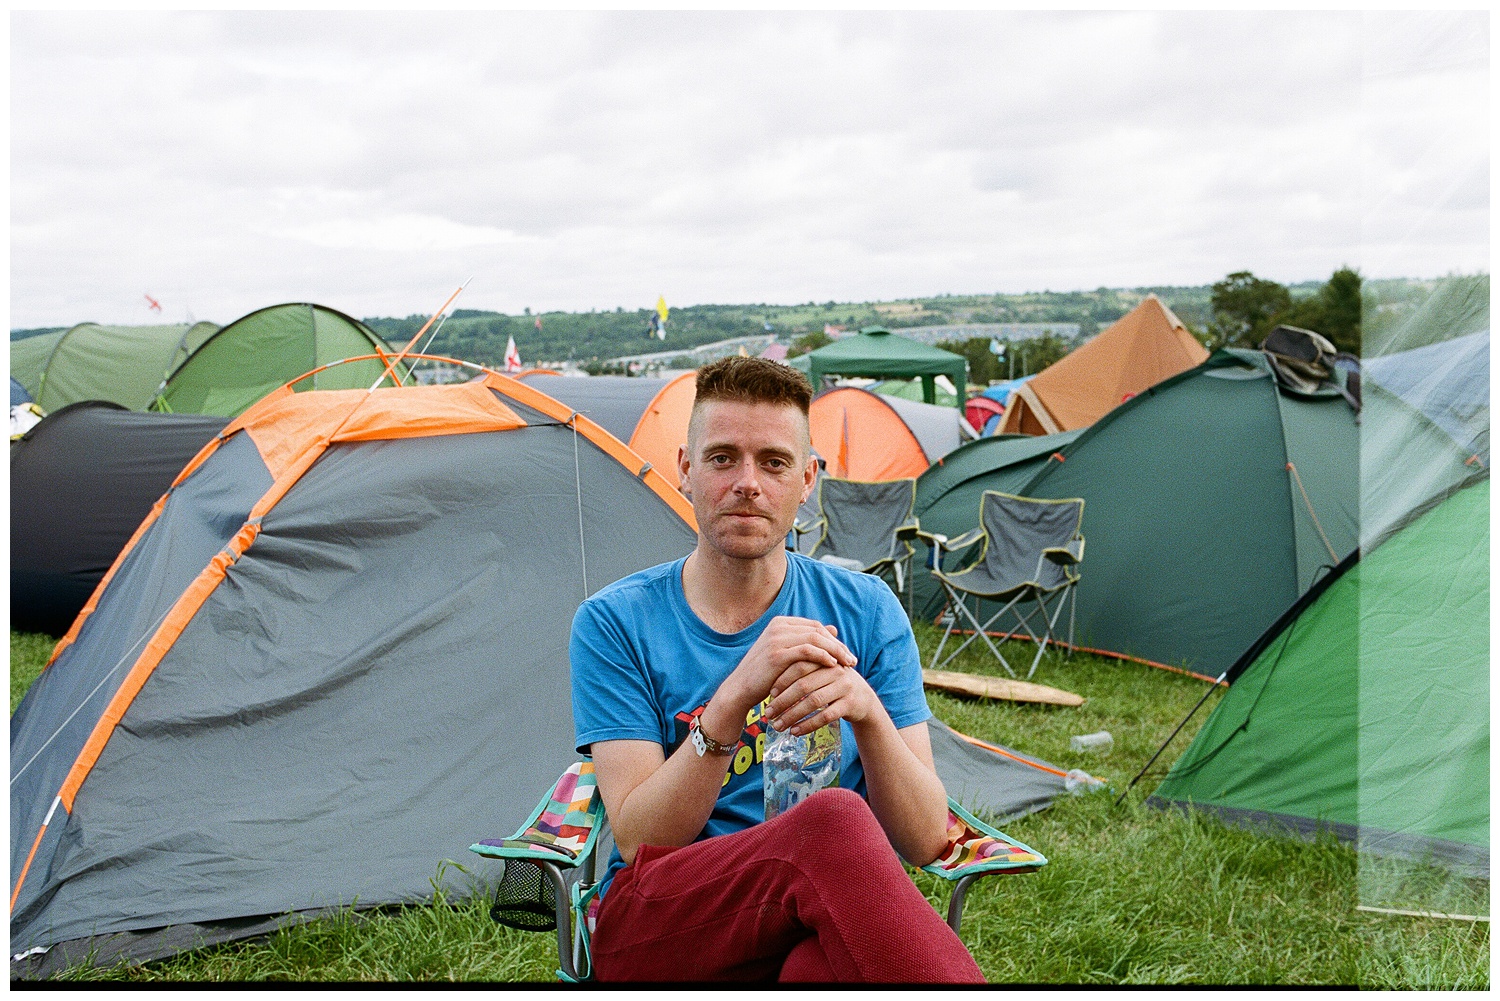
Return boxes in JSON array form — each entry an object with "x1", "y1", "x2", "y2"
[{"x1": 9, "y1": 10, "x2": 1489, "y2": 328}]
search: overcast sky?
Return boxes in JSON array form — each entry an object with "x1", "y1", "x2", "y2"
[{"x1": 10, "y1": 10, "x2": 1489, "y2": 328}]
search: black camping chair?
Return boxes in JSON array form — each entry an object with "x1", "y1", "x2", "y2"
[
  {"x1": 912, "y1": 491, "x2": 1084, "y2": 679},
  {"x1": 791, "y1": 476, "x2": 919, "y2": 610}
]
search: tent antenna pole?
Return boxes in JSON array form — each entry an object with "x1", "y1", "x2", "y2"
[
  {"x1": 370, "y1": 277, "x2": 472, "y2": 392},
  {"x1": 1115, "y1": 670, "x2": 1227, "y2": 807}
]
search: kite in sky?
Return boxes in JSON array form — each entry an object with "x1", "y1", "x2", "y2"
[{"x1": 144, "y1": 293, "x2": 162, "y2": 313}]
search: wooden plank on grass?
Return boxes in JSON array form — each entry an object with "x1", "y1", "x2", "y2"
[{"x1": 923, "y1": 669, "x2": 1084, "y2": 707}]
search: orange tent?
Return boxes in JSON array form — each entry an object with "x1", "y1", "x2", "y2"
[
  {"x1": 808, "y1": 387, "x2": 932, "y2": 481},
  {"x1": 998, "y1": 294, "x2": 1209, "y2": 435},
  {"x1": 628, "y1": 371, "x2": 697, "y2": 487}
]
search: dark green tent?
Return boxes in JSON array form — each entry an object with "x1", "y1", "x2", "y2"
[
  {"x1": 793, "y1": 327, "x2": 967, "y2": 409},
  {"x1": 154, "y1": 304, "x2": 403, "y2": 418},
  {"x1": 12, "y1": 322, "x2": 219, "y2": 412},
  {"x1": 912, "y1": 349, "x2": 1364, "y2": 681}
]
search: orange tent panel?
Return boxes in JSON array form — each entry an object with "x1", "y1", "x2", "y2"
[
  {"x1": 998, "y1": 294, "x2": 1208, "y2": 435},
  {"x1": 628, "y1": 372, "x2": 697, "y2": 489},
  {"x1": 808, "y1": 387, "x2": 929, "y2": 481}
]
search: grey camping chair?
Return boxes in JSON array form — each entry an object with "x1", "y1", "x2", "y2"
[
  {"x1": 912, "y1": 491, "x2": 1084, "y2": 679},
  {"x1": 791, "y1": 476, "x2": 920, "y2": 609}
]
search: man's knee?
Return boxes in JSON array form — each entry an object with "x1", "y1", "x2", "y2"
[{"x1": 787, "y1": 788, "x2": 884, "y2": 844}]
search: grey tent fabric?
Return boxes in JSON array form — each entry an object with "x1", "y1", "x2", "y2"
[
  {"x1": 1363, "y1": 329, "x2": 1488, "y2": 460},
  {"x1": 517, "y1": 374, "x2": 667, "y2": 443},
  {"x1": 880, "y1": 393, "x2": 970, "y2": 463},
  {"x1": 805, "y1": 477, "x2": 917, "y2": 575},
  {"x1": 926, "y1": 719, "x2": 1075, "y2": 824},
  {"x1": 11, "y1": 377, "x2": 31, "y2": 405}
]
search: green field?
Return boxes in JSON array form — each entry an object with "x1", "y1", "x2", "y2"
[{"x1": 10, "y1": 626, "x2": 1488, "y2": 985}]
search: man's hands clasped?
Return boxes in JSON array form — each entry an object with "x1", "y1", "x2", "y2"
[{"x1": 714, "y1": 615, "x2": 885, "y2": 739}]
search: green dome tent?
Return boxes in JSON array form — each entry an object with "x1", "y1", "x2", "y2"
[
  {"x1": 153, "y1": 303, "x2": 404, "y2": 418},
  {"x1": 911, "y1": 349, "x2": 1364, "y2": 681},
  {"x1": 12, "y1": 322, "x2": 219, "y2": 412},
  {"x1": 1150, "y1": 476, "x2": 1488, "y2": 913}
]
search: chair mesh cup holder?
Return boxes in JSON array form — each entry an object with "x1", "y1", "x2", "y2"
[{"x1": 490, "y1": 859, "x2": 558, "y2": 932}]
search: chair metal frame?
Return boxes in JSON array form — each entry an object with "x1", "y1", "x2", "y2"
[{"x1": 911, "y1": 491, "x2": 1084, "y2": 679}]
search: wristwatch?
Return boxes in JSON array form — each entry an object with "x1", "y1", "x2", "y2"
[{"x1": 688, "y1": 709, "x2": 736, "y2": 757}]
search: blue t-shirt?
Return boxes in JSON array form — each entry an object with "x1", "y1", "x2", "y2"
[{"x1": 570, "y1": 551, "x2": 932, "y2": 898}]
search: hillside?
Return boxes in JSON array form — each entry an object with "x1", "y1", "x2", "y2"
[
  {"x1": 361, "y1": 285, "x2": 1232, "y2": 369},
  {"x1": 14, "y1": 278, "x2": 1437, "y2": 367}
]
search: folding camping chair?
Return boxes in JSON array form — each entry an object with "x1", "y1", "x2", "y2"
[
  {"x1": 471, "y1": 761, "x2": 1047, "y2": 982},
  {"x1": 790, "y1": 476, "x2": 920, "y2": 610},
  {"x1": 914, "y1": 491, "x2": 1085, "y2": 680}
]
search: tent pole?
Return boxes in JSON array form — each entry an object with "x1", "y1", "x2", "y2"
[{"x1": 1115, "y1": 671, "x2": 1227, "y2": 807}]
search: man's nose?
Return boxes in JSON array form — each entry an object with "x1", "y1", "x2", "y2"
[{"x1": 732, "y1": 463, "x2": 761, "y2": 496}]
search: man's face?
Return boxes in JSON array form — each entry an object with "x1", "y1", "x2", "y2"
[{"x1": 679, "y1": 399, "x2": 817, "y2": 561}]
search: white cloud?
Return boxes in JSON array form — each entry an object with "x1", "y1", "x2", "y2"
[{"x1": 9, "y1": 10, "x2": 1487, "y2": 328}]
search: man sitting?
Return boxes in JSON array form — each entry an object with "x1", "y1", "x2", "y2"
[{"x1": 570, "y1": 356, "x2": 985, "y2": 983}]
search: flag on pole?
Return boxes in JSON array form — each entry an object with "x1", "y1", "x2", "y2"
[
  {"x1": 655, "y1": 296, "x2": 669, "y2": 340},
  {"x1": 504, "y1": 335, "x2": 522, "y2": 373}
]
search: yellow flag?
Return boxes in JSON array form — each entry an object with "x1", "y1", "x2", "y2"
[{"x1": 656, "y1": 296, "x2": 669, "y2": 323}]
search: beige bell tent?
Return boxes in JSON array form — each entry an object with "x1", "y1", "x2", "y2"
[{"x1": 999, "y1": 295, "x2": 1208, "y2": 435}]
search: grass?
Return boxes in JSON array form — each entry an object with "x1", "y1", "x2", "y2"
[{"x1": 11, "y1": 627, "x2": 1489, "y2": 985}]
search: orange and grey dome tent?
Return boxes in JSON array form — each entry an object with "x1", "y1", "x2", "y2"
[
  {"x1": 628, "y1": 371, "x2": 697, "y2": 485},
  {"x1": 998, "y1": 294, "x2": 1208, "y2": 435},
  {"x1": 809, "y1": 386, "x2": 969, "y2": 481},
  {"x1": 10, "y1": 359, "x2": 699, "y2": 970}
]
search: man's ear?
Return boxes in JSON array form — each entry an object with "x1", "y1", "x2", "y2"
[
  {"x1": 800, "y1": 453, "x2": 818, "y2": 504},
  {"x1": 677, "y1": 443, "x2": 691, "y2": 497}
]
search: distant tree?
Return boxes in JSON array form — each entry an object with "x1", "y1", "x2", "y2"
[
  {"x1": 1277, "y1": 266, "x2": 1362, "y2": 354},
  {"x1": 1016, "y1": 333, "x2": 1072, "y2": 376},
  {"x1": 786, "y1": 330, "x2": 832, "y2": 358},
  {"x1": 936, "y1": 339, "x2": 1003, "y2": 385},
  {"x1": 1208, "y1": 271, "x2": 1291, "y2": 348}
]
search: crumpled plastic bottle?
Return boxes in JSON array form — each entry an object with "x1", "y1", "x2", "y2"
[{"x1": 763, "y1": 716, "x2": 841, "y2": 820}]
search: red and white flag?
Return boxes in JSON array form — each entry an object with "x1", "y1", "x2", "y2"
[{"x1": 503, "y1": 335, "x2": 522, "y2": 373}]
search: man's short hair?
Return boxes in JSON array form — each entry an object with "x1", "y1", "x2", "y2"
[{"x1": 687, "y1": 356, "x2": 813, "y2": 450}]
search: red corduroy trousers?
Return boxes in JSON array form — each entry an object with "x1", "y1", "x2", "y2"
[{"x1": 590, "y1": 787, "x2": 986, "y2": 983}]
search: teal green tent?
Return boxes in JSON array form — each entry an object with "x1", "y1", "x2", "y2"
[
  {"x1": 12, "y1": 322, "x2": 219, "y2": 412},
  {"x1": 154, "y1": 304, "x2": 403, "y2": 418},
  {"x1": 912, "y1": 349, "x2": 1367, "y2": 681},
  {"x1": 797, "y1": 328, "x2": 968, "y2": 410}
]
